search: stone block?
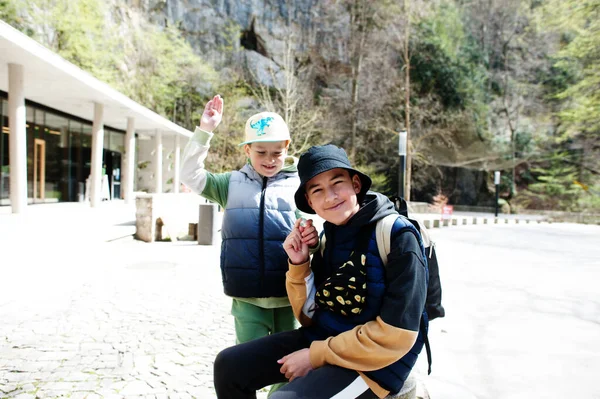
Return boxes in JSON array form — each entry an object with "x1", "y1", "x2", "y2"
[
  {"x1": 189, "y1": 223, "x2": 198, "y2": 240},
  {"x1": 135, "y1": 196, "x2": 155, "y2": 243},
  {"x1": 198, "y1": 204, "x2": 219, "y2": 246},
  {"x1": 135, "y1": 193, "x2": 217, "y2": 243}
]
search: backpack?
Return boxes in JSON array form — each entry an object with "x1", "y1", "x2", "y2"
[
  {"x1": 388, "y1": 196, "x2": 445, "y2": 321},
  {"x1": 318, "y1": 202, "x2": 444, "y2": 374}
]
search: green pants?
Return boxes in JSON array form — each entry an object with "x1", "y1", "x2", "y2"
[
  {"x1": 231, "y1": 299, "x2": 297, "y2": 344},
  {"x1": 231, "y1": 299, "x2": 296, "y2": 397}
]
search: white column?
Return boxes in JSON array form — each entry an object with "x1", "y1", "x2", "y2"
[
  {"x1": 90, "y1": 102, "x2": 104, "y2": 207},
  {"x1": 173, "y1": 133, "x2": 181, "y2": 194},
  {"x1": 124, "y1": 117, "x2": 135, "y2": 204},
  {"x1": 8, "y1": 64, "x2": 27, "y2": 214},
  {"x1": 154, "y1": 130, "x2": 162, "y2": 194}
]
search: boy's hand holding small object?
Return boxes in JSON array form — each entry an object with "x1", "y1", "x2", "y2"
[
  {"x1": 283, "y1": 218, "x2": 316, "y2": 264},
  {"x1": 298, "y1": 218, "x2": 318, "y2": 248}
]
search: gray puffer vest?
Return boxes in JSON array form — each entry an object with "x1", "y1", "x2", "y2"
[{"x1": 220, "y1": 164, "x2": 299, "y2": 298}]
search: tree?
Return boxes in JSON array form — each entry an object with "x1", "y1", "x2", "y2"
[
  {"x1": 401, "y1": 0, "x2": 412, "y2": 200},
  {"x1": 4, "y1": 0, "x2": 217, "y2": 129},
  {"x1": 544, "y1": 0, "x2": 600, "y2": 189},
  {"x1": 309, "y1": 0, "x2": 398, "y2": 161},
  {"x1": 462, "y1": 0, "x2": 549, "y2": 196},
  {"x1": 0, "y1": 0, "x2": 18, "y2": 25},
  {"x1": 515, "y1": 151, "x2": 584, "y2": 211},
  {"x1": 346, "y1": 0, "x2": 375, "y2": 162},
  {"x1": 546, "y1": 1, "x2": 600, "y2": 135},
  {"x1": 397, "y1": 0, "x2": 488, "y2": 199},
  {"x1": 245, "y1": 18, "x2": 326, "y2": 156}
]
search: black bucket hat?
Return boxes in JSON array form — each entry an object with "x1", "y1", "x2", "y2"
[{"x1": 294, "y1": 144, "x2": 372, "y2": 214}]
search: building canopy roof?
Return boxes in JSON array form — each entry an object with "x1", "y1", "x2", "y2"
[{"x1": 0, "y1": 21, "x2": 192, "y2": 137}]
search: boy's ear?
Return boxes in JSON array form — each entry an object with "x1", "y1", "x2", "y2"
[
  {"x1": 243, "y1": 144, "x2": 251, "y2": 158},
  {"x1": 352, "y1": 174, "x2": 362, "y2": 194},
  {"x1": 305, "y1": 193, "x2": 313, "y2": 209}
]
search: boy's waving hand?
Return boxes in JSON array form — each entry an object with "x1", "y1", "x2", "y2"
[{"x1": 200, "y1": 94, "x2": 224, "y2": 132}]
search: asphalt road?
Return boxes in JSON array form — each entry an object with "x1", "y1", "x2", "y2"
[{"x1": 416, "y1": 222, "x2": 600, "y2": 399}]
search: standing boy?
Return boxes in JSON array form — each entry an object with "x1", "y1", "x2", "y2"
[
  {"x1": 180, "y1": 95, "x2": 318, "y2": 345},
  {"x1": 214, "y1": 144, "x2": 429, "y2": 399}
]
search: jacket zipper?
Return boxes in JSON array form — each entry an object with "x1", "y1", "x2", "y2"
[
  {"x1": 259, "y1": 176, "x2": 268, "y2": 293},
  {"x1": 327, "y1": 228, "x2": 335, "y2": 275}
]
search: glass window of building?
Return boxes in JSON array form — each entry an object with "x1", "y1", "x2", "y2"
[
  {"x1": 81, "y1": 123, "x2": 92, "y2": 177},
  {"x1": 105, "y1": 129, "x2": 124, "y2": 200},
  {"x1": 45, "y1": 112, "x2": 69, "y2": 202},
  {"x1": 26, "y1": 108, "x2": 42, "y2": 202},
  {"x1": 1, "y1": 99, "x2": 8, "y2": 205},
  {"x1": 0, "y1": 97, "x2": 131, "y2": 206},
  {"x1": 26, "y1": 105, "x2": 35, "y2": 123},
  {"x1": 69, "y1": 121, "x2": 84, "y2": 202},
  {"x1": 35, "y1": 107, "x2": 45, "y2": 127},
  {"x1": 109, "y1": 130, "x2": 124, "y2": 153}
]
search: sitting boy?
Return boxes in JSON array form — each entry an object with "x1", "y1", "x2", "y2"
[{"x1": 214, "y1": 144, "x2": 428, "y2": 399}]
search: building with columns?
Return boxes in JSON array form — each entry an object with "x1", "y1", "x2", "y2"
[{"x1": 0, "y1": 20, "x2": 192, "y2": 214}]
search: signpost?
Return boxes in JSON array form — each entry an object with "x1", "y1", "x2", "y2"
[
  {"x1": 494, "y1": 171, "x2": 501, "y2": 217},
  {"x1": 441, "y1": 205, "x2": 453, "y2": 220},
  {"x1": 398, "y1": 130, "x2": 407, "y2": 199}
]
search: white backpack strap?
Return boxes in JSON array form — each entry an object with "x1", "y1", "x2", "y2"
[
  {"x1": 411, "y1": 218, "x2": 431, "y2": 247},
  {"x1": 410, "y1": 217, "x2": 434, "y2": 258},
  {"x1": 376, "y1": 214, "x2": 399, "y2": 266}
]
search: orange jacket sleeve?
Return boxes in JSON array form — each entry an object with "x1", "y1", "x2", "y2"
[{"x1": 285, "y1": 260, "x2": 315, "y2": 327}]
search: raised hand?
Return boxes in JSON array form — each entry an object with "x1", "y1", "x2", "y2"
[
  {"x1": 283, "y1": 218, "x2": 310, "y2": 265},
  {"x1": 199, "y1": 94, "x2": 223, "y2": 132}
]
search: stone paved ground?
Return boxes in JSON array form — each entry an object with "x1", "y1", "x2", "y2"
[{"x1": 0, "y1": 202, "x2": 246, "y2": 398}]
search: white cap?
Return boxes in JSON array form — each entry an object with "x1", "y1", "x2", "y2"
[{"x1": 239, "y1": 112, "x2": 291, "y2": 146}]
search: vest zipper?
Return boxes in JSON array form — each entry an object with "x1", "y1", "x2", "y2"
[{"x1": 259, "y1": 176, "x2": 268, "y2": 293}]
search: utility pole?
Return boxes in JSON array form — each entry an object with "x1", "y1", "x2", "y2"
[
  {"x1": 403, "y1": 0, "x2": 412, "y2": 201},
  {"x1": 494, "y1": 171, "x2": 501, "y2": 217},
  {"x1": 398, "y1": 131, "x2": 407, "y2": 199}
]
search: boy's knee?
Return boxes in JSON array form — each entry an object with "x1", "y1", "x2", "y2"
[{"x1": 214, "y1": 346, "x2": 238, "y2": 381}]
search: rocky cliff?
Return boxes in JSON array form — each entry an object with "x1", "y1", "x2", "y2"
[{"x1": 129, "y1": 0, "x2": 349, "y2": 87}]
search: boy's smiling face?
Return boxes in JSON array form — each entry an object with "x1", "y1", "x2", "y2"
[
  {"x1": 244, "y1": 141, "x2": 289, "y2": 177},
  {"x1": 305, "y1": 168, "x2": 362, "y2": 225}
]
